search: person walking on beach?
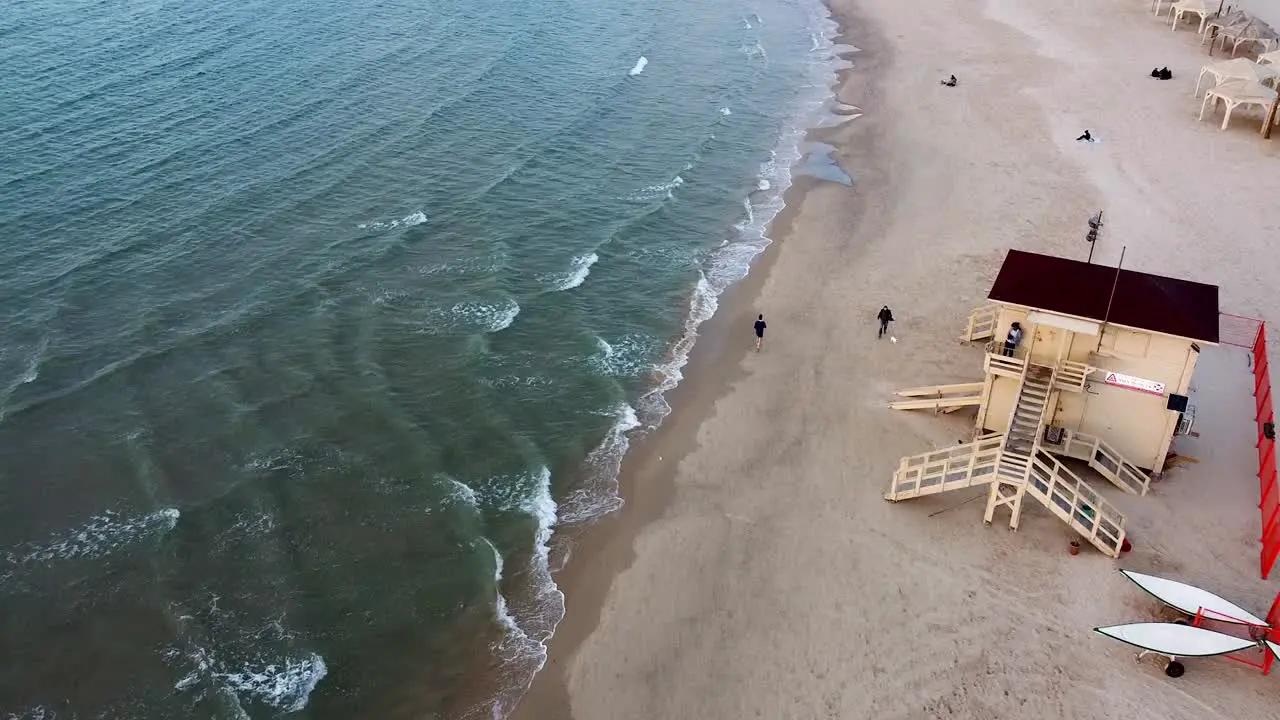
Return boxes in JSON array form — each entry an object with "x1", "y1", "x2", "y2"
[
  {"x1": 1002, "y1": 321, "x2": 1024, "y2": 357},
  {"x1": 877, "y1": 305, "x2": 894, "y2": 339},
  {"x1": 753, "y1": 314, "x2": 767, "y2": 351}
]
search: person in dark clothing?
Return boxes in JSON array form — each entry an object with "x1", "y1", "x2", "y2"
[
  {"x1": 1002, "y1": 322, "x2": 1024, "y2": 357},
  {"x1": 877, "y1": 306, "x2": 894, "y2": 339},
  {"x1": 1150, "y1": 67, "x2": 1172, "y2": 80},
  {"x1": 1076, "y1": 130, "x2": 1093, "y2": 142},
  {"x1": 753, "y1": 314, "x2": 767, "y2": 351},
  {"x1": 941, "y1": 74, "x2": 958, "y2": 87}
]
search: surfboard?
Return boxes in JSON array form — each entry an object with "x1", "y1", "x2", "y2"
[
  {"x1": 1120, "y1": 569, "x2": 1269, "y2": 626},
  {"x1": 1094, "y1": 622, "x2": 1258, "y2": 657}
]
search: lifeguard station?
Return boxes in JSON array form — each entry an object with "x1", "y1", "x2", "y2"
[{"x1": 885, "y1": 250, "x2": 1220, "y2": 557}]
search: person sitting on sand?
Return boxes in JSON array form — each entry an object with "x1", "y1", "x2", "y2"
[
  {"x1": 1150, "y1": 66, "x2": 1172, "y2": 80},
  {"x1": 1076, "y1": 130, "x2": 1093, "y2": 142},
  {"x1": 941, "y1": 74, "x2": 958, "y2": 87},
  {"x1": 753, "y1": 314, "x2": 767, "y2": 351}
]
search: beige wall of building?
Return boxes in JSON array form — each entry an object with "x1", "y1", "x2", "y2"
[{"x1": 979, "y1": 305, "x2": 1203, "y2": 471}]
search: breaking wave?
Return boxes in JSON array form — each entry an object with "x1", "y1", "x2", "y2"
[
  {"x1": 356, "y1": 210, "x2": 428, "y2": 230},
  {"x1": 4, "y1": 508, "x2": 181, "y2": 569},
  {"x1": 543, "y1": 252, "x2": 598, "y2": 292}
]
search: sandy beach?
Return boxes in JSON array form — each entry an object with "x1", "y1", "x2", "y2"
[{"x1": 517, "y1": 0, "x2": 1280, "y2": 718}]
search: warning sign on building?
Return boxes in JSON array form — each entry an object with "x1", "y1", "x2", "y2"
[{"x1": 1102, "y1": 371, "x2": 1165, "y2": 396}]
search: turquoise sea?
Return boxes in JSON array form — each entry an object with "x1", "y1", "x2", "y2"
[{"x1": 0, "y1": 0, "x2": 847, "y2": 717}]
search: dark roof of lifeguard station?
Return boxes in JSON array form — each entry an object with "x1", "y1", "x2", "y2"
[{"x1": 988, "y1": 250, "x2": 1219, "y2": 343}]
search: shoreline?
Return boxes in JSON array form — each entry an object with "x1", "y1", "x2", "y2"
[
  {"x1": 511, "y1": 1, "x2": 884, "y2": 716},
  {"x1": 513, "y1": 0, "x2": 1280, "y2": 717}
]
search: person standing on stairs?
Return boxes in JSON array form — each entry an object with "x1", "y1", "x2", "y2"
[{"x1": 1002, "y1": 322, "x2": 1024, "y2": 357}]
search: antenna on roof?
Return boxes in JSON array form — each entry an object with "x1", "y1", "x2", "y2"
[{"x1": 1096, "y1": 245, "x2": 1126, "y2": 352}]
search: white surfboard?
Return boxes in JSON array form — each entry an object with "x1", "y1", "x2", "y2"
[
  {"x1": 1266, "y1": 640, "x2": 1280, "y2": 661},
  {"x1": 1120, "y1": 570, "x2": 1269, "y2": 627},
  {"x1": 1094, "y1": 622, "x2": 1257, "y2": 657}
]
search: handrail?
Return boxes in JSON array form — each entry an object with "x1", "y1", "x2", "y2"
[
  {"x1": 1048, "y1": 429, "x2": 1151, "y2": 496},
  {"x1": 963, "y1": 305, "x2": 999, "y2": 342},
  {"x1": 984, "y1": 351, "x2": 1027, "y2": 378},
  {"x1": 1055, "y1": 360, "x2": 1094, "y2": 392},
  {"x1": 888, "y1": 435, "x2": 1005, "y2": 499},
  {"x1": 1029, "y1": 450, "x2": 1126, "y2": 552}
]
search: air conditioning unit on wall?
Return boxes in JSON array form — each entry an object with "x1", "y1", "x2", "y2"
[{"x1": 1175, "y1": 405, "x2": 1197, "y2": 436}]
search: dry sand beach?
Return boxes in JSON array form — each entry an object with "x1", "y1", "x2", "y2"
[{"x1": 518, "y1": 0, "x2": 1280, "y2": 718}]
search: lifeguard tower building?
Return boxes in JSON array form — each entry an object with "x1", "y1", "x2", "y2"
[{"x1": 885, "y1": 250, "x2": 1220, "y2": 557}]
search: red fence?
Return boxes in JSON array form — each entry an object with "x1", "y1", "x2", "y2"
[{"x1": 1256, "y1": 325, "x2": 1279, "y2": 578}]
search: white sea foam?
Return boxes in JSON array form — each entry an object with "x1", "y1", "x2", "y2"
[
  {"x1": 7, "y1": 508, "x2": 180, "y2": 566},
  {"x1": 435, "y1": 298, "x2": 520, "y2": 333},
  {"x1": 628, "y1": 56, "x2": 648, "y2": 76},
  {"x1": 588, "y1": 333, "x2": 658, "y2": 377},
  {"x1": 469, "y1": 467, "x2": 565, "y2": 719},
  {"x1": 545, "y1": 252, "x2": 598, "y2": 291},
  {"x1": 477, "y1": 374, "x2": 554, "y2": 390},
  {"x1": 446, "y1": 476, "x2": 478, "y2": 507},
  {"x1": 174, "y1": 647, "x2": 327, "y2": 714},
  {"x1": 216, "y1": 512, "x2": 276, "y2": 550},
  {"x1": 637, "y1": 271, "x2": 718, "y2": 423},
  {"x1": 559, "y1": 404, "x2": 641, "y2": 523},
  {"x1": 719, "y1": 107, "x2": 732, "y2": 116},
  {"x1": 627, "y1": 175, "x2": 684, "y2": 203},
  {"x1": 357, "y1": 210, "x2": 428, "y2": 230},
  {"x1": 217, "y1": 654, "x2": 327, "y2": 712},
  {"x1": 742, "y1": 41, "x2": 768, "y2": 61}
]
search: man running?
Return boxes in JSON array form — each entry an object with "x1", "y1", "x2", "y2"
[
  {"x1": 877, "y1": 305, "x2": 894, "y2": 339},
  {"x1": 753, "y1": 314, "x2": 767, "y2": 351}
]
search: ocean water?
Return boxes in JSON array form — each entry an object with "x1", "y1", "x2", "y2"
[{"x1": 0, "y1": 0, "x2": 846, "y2": 717}]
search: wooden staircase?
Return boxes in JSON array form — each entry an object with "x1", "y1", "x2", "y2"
[
  {"x1": 1025, "y1": 449, "x2": 1127, "y2": 556},
  {"x1": 886, "y1": 362, "x2": 1129, "y2": 557},
  {"x1": 1004, "y1": 364, "x2": 1053, "y2": 454}
]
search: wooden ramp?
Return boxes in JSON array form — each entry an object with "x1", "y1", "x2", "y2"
[
  {"x1": 889, "y1": 382, "x2": 984, "y2": 413},
  {"x1": 885, "y1": 434, "x2": 1004, "y2": 501}
]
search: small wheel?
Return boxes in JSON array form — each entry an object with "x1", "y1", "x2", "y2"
[{"x1": 1165, "y1": 661, "x2": 1185, "y2": 678}]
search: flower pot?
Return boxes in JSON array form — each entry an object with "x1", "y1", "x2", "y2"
[{"x1": 1069, "y1": 541, "x2": 1081, "y2": 556}]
